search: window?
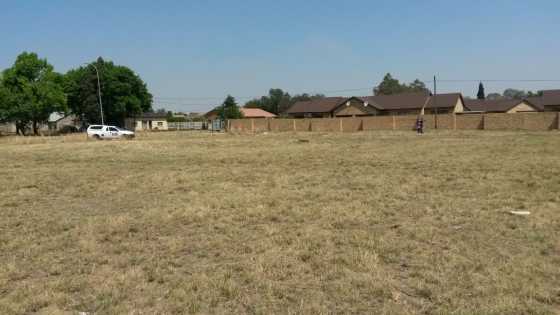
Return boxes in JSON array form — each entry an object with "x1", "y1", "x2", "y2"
[
  {"x1": 157, "y1": 121, "x2": 164, "y2": 127},
  {"x1": 109, "y1": 127, "x2": 118, "y2": 132},
  {"x1": 89, "y1": 126, "x2": 103, "y2": 130}
]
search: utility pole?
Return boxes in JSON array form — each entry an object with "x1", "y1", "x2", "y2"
[
  {"x1": 433, "y1": 75, "x2": 438, "y2": 129},
  {"x1": 84, "y1": 63, "x2": 105, "y2": 125}
]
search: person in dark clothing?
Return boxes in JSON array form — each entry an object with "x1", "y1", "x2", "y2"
[{"x1": 416, "y1": 117, "x2": 424, "y2": 134}]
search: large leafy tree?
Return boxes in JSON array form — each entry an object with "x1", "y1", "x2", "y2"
[
  {"x1": 216, "y1": 95, "x2": 243, "y2": 119},
  {"x1": 244, "y1": 88, "x2": 291, "y2": 114},
  {"x1": 65, "y1": 57, "x2": 152, "y2": 126},
  {"x1": 373, "y1": 73, "x2": 430, "y2": 95},
  {"x1": 0, "y1": 80, "x2": 9, "y2": 123},
  {"x1": 1, "y1": 52, "x2": 67, "y2": 135}
]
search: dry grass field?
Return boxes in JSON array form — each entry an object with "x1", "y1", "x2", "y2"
[{"x1": 1, "y1": 130, "x2": 560, "y2": 314}]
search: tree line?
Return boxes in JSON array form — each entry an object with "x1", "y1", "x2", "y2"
[
  {"x1": 0, "y1": 52, "x2": 152, "y2": 135},
  {"x1": 476, "y1": 82, "x2": 543, "y2": 100}
]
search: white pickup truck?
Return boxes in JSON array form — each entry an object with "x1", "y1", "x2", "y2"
[{"x1": 87, "y1": 125, "x2": 135, "y2": 140}]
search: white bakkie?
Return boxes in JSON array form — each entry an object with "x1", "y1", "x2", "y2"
[{"x1": 86, "y1": 125, "x2": 135, "y2": 140}]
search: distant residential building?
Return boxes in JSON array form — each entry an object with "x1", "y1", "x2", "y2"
[
  {"x1": 125, "y1": 112, "x2": 169, "y2": 131},
  {"x1": 240, "y1": 108, "x2": 277, "y2": 118},
  {"x1": 286, "y1": 92, "x2": 465, "y2": 118},
  {"x1": 526, "y1": 90, "x2": 560, "y2": 112},
  {"x1": 48, "y1": 113, "x2": 81, "y2": 131},
  {"x1": 204, "y1": 109, "x2": 220, "y2": 121},
  {"x1": 464, "y1": 99, "x2": 539, "y2": 113}
]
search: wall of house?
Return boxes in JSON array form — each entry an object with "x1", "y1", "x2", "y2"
[
  {"x1": 506, "y1": 102, "x2": 536, "y2": 113},
  {"x1": 151, "y1": 120, "x2": 168, "y2": 130},
  {"x1": 229, "y1": 112, "x2": 560, "y2": 133},
  {"x1": 454, "y1": 98, "x2": 465, "y2": 113},
  {"x1": 334, "y1": 99, "x2": 377, "y2": 117},
  {"x1": 544, "y1": 105, "x2": 560, "y2": 112},
  {"x1": 0, "y1": 122, "x2": 16, "y2": 134}
]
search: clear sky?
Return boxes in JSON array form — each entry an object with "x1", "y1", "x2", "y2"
[{"x1": 2, "y1": 0, "x2": 560, "y2": 112}]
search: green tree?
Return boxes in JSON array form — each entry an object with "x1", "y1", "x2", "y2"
[
  {"x1": 374, "y1": 73, "x2": 406, "y2": 95},
  {"x1": 0, "y1": 81, "x2": 9, "y2": 123},
  {"x1": 477, "y1": 82, "x2": 485, "y2": 100},
  {"x1": 65, "y1": 57, "x2": 152, "y2": 126},
  {"x1": 408, "y1": 79, "x2": 430, "y2": 93},
  {"x1": 373, "y1": 74, "x2": 429, "y2": 95},
  {"x1": 486, "y1": 93, "x2": 503, "y2": 100},
  {"x1": 503, "y1": 88, "x2": 527, "y2": 100},
  {"x1": 244, "y1": 88, "x2": 291, "y2": 114},
  {"x1": 217, "y1": 95, "x2": 243, "y2": 119},
  {"x1": 527, "y1": 90, "x2": 544, "y2": 97},
  {"x1": 245, "y1": 90, "x2": 325, "y2": 115},
  {"x1": 1, "y1": 52, "x2": 67, "y2": 135}
]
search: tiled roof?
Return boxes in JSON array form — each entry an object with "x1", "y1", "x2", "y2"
[
  {"x1": 240, "y1": 108, "x2": 277, "y2": 118},
  {"x1": 286, "y1": 97, "x2": 348, "y2": 114}
]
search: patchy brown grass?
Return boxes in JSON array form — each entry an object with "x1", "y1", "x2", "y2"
[{"x1": 1, "y1": 130, "x2": 559, "y2": 314}]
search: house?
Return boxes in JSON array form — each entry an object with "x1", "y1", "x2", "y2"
[
  {"x1": 48, "y1": 113, "x2": 81, "y2": 131},
  {"x1": 204, "y1": 110, "x2": 217, "y2": 120},
  {"x1": 464, "y1": 99, "x2": 539, "y2": 113},
  {"x1": 360, "y1": 92, "x2": 465, "y2": 116},
  {"x1": 286, "y1": 97, "x2": 357, "y2": 118},
  {"x1": 285, "y1": 92, "x2": 465, "y2": 118},
  {"x1": 240, "y1": 108, "x2": 277, "y2": 118},
  {"x1": 125, "y1": 112, "x2": 169, "y2": 131},
  {"x1": 526, "y1": 90, "x2": 560, "y2": 111}
]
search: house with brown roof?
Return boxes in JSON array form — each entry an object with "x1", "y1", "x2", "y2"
[
  {"x1": 285, "y1": 92, "x2": 465, "y2": 117},
  {"x1": 240, "y1": 108, "x2": 277, "y2": 118},
  {"x1": 464, "y1": 99, "x2": 539, "y2": 113},
  {"x1": 526, "y1": 90, "x2": 560, "y2": 112}
]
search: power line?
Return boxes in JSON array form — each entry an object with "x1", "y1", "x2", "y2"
[{"x1": 153, "y1": 80, "x2": 560, "y2": 101}]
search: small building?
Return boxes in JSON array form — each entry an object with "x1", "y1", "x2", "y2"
[
  {"x1": 464, "y1": 99, "x2": 539, "y2": 113},
  {"x1": 240, "y1": 108, "x2": 277, "y2": 118},
  {"x1": 360, "y1": 92, "x2": 465, "y2": 116},
  {"x1": 204, "y1": 109, "x2": 220, "y2": 121},
  {"x1": 48, "y1": 113, "x2": 81, "y2": 131},
  {"x1": 286, "y1": 97, "x2": 353, "y2": 118},
  {"x1": 125, "y1": 113, "x2": 169, "y2": 131},
  {"x1": 285, "y1": 92, "x2": 465, "y2": 118}
]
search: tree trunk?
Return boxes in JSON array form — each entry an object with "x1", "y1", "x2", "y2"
[
  {"x1": 16, "y1": 121, "x2": 26, "y2": 136},
  {"x1": 33, "y1": 121, "x2": 38, "y2": 136}
]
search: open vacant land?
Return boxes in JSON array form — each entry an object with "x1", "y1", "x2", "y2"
[{"x1": 1, "y1": 131, "x2": 560, "y2": 314}]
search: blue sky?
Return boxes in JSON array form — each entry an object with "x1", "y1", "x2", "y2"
[{"x1": 2, "y1": 0, "x2": 560, "y2": 112}]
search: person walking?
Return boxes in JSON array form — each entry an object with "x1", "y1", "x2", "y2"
[{"x1": 416, "y1": 116, "x2": 424, "y2": 134}]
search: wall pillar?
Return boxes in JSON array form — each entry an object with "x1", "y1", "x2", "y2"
[
  {"x1": 392, "y1": 115, "x2": 396, "y2": 130},
  {"x1": 339, "y1": 119, "x2": 343, "y2": 132},
  {"x1": 453, "y1": 114, "x2": 457, "y2": 130},
  {"x1": 293, "y1": 119, "x2": 297, "y2": 132},
  {"x1": 251, "y1": 119, "x2": 255, "y2": 134}
]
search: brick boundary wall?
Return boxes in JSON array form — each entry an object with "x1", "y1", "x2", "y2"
[{"x1": 228, "y1": 112, "x2": 560, "y2": 133}]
